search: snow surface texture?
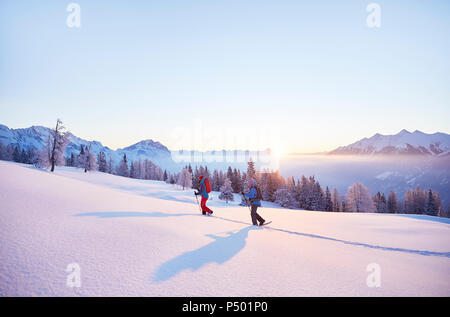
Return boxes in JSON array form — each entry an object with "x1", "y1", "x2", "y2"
[{"x1": 1, "y1": 161, "x2": 449, "y2": 296}]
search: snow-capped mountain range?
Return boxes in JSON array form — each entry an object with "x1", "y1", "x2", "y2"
[
  {"x1": 0, "y1": 124, "x2": 175, "y2": 169},
  {"x1": 329, "y1": 129, "x2": 450, "y2": 156},
  {"x1": 0, "y1": 124, "x2": 265, "y2": 171}
]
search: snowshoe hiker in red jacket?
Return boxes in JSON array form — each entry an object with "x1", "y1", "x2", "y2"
[{"x1": 195, "y1": 175, "x2": 213, "y2": 215}]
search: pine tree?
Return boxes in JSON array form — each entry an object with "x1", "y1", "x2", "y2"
[
  {"x1": 324, "y1": 186, "x2": 333, "y2": 211},
  {"x1": 20, "y1": 148, "x2": 28, "y2": 164},
  {"x1": 116, "y1": 154, "x2": 129, "y2": 177},
  {"x1": 373, "y1": 192, "x2": 387, "y2": 213},
  {"x1": 232, "y1": 168, "x2": 242, "y2": 193},
  {"x1": 425, "y1": 189, "x2": 438, "y2": 216},
  {"x1": 227, "y1": 166, "x2": 233, "y2": 184},
  {"x1": 130, "y1": 161, "x2": 137, "y2": 179},
  {"x1": 0, "y1": 140, "x2": 5, "y2": 160},
  {"x1": 311, "y1": 181, "x2": 325, "y2": 211},
  {"x1": 331, "y1": 188, "x2": 341, "y2": 212},
  {"x1": 5, "y1": 144, "x2": 14, "y2": 161},
  {"x1": 97, "y1": 151, "x2": 107, "y2": 173},
  {"x1": 82, "y1": 143, "x2": 98, "y2": 172},
  {"x1": 68, "y1": 153, "x2": 75, "y2": 167},
  {"x1": 193, "y1": 166, "x2": 200, "y2": 190},
  {"x1": 107, "y1": 155, "x2": 114, "y2": 174},
  {"x1": 163, "y1": 169, "x2": 168, "y2": 182},
  {"x1": 187, "y1": 164, "x2": 194, "y2": 188},
  {"x1": 76, "y1": 145, "x2": 85, "y2": 168},
  {"x1": 274, "y1": 188, "x2": 294, "y2": 208},
  {"x1": 12, "y1": 146, "x2": 20, "y2": 162},
  {"x1": 247, "y1": 159, "x2": 256, "y2": 181},
  {"x1": 211, "y1": 169, "x2": 220, "y2": 191},
  {"x1": 387, "y1": 191, "x2": 398, "y2": 213},
  {"x1": 27, "y1": 148, "x2": 37, "y2": 165},
  {"x1": 219, "y1": 178, "x2": 234, "y2": 203}
]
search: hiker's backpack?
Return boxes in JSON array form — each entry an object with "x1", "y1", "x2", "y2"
[
  {"x1": 254, "y1": 186, "x2": 263, "y2": 201},
  {"x1": 204, "y1": 178, "x2": 211, "y2": 193}
]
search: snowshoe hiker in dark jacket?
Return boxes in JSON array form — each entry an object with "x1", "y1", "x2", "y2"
[
  {"x1": 242, "y1": 179, "x2": 265, "y2": 226},
  {"x1": 195, "y1": 175, "x2": 213, "y2": 215}
]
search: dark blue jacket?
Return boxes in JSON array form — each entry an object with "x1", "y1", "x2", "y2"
[{"x1": 245, "y1": 186, "x2": 261, "y2": 206}]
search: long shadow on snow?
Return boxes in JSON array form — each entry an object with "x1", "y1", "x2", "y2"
[
  {"x1": 74, "y1": 212, "x2": 450, "y2": 259},
  {"x1": 265, "y1": 226, "x2": 450, "y2": 258},
  {"x1": 153, "y1": 226, "x2": 258, "y2": 282}
]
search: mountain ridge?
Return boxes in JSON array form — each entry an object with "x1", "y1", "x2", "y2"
[{"x1": 329, "y1": 129, "x2": 450, "y2": 156}]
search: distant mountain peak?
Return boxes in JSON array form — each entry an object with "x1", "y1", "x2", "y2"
[
  {"x1": 329, "y1": 130, "x2": 450, "y2": 156},
  {"x1": 122, "y1": 139, "x2": 169, "y2": 152},
  {"x1": 398, "y1": 129, "x2": 411, "y2": 134}
]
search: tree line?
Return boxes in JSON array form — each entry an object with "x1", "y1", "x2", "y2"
[
  {"x1": 1, "y1": 119, "x2": 448, "y2": 217},
  {"x1": 171, "y1": 160, "x2": 449, "y2": 218}
]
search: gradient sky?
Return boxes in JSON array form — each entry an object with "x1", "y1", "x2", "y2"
[{"x1": 1, "y1": 0, "x2": 449, "y2": 154}]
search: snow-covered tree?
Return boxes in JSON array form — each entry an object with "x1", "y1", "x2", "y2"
[
  {"x1": 67, "y1": 153, "x2": 75, "y2": 167},
  {"x1": 169, "y1": 173, "x2": 176, "y2": 185},
  {"x1": 107, "y1": 155, "x2": 114, "y2": 174},
  {"x1": 219, "y1": 178, "x2": 234, "y2": 203},
  {"x1": 19, "y1": 148, "x2": 28, "y2": 163},
  {"x1": 76, "y1": 145, "x2": 85, "y2": 168},
  {"x1": 97, "y1": 151, "x2": 107, "y2": 173},
  {"x1": 116, "y1": 154, "x2": 129, "y2": 177},
  {"x1": 211, "y1": 169, "x2": 220, "y2": 191},
  {"x1": 130, "y1": 161, "x2": 138, "y2": 179},
  {"x1": 425, "y1": 189, "x2": 438, "y2": 216},
  {"x1": 177, "y1": 167, "x2": 193, "y2": 190},
  {"x1": 274, "y1": 188, "x2": 294, "y2": 208},
  {"x1": 12, "y1": 146, "x2": 20, "y2": 162},
  {"x1": 36, "y1": 119, "x2": 70, "y2": 171},
  {"x1": 345, "y1": 182, "x2": 375, "y2": 213},
  {"x1": 331, "y1": 188, "x2": 341, "y2": 212},
  {"x1": 373, "y1": 192, "x2": 387, "y2": 213},
  {"x1": 387, "y1": 191, "x2": 398, "y2": 213},
  {"x1": 341, "y1": 200, "x2": 347, "y2": 212},
  {"x1": 0, "y1": 140, "x2": 5, "y2": 160},
  {"x1": 324, "y1": 186, "x2": 333, "y2": 211},
  {"x1": 82, "y1": 142, "x2": 98, "y2": 173},
  {"x1": 247, "y1": 159, "x2": 256, "y2": 182},
  {"x1": 403, "y1": 189, "x2": 414, "y2": 213},
  {"x1": 232, "y1": 168, "x2": 243, "y2": 193},
  {"x1": 26, "y1": 148, "x2": 37, "y2": 165}
]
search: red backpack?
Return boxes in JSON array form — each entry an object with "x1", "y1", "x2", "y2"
[{"x1": 204, "y1": 178, "x2": 211, "y2": 193}]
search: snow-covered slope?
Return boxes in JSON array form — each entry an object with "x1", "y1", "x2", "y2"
[
  {"x1": 1, "y1": 161, "x2": 449, "y2": 296},
  {"x1": 329, "y1": 130, "x2": 450, "y2": 156}
]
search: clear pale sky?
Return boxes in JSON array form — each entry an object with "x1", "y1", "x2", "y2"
[{"x1": 1, "y1": 0, "x2": 449, "y2": 154}]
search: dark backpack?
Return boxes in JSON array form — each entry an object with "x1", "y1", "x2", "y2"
[{"x1": 252, "y1": 186, "x2": 263, "y2": 202}]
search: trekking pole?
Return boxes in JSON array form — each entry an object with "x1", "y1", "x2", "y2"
[
  {"x1": 194, "y1": 192, "x2": 202, "y2": 212},
  {"x1": 241, "y1": 192, "x2": 252, "y2": 212}
]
